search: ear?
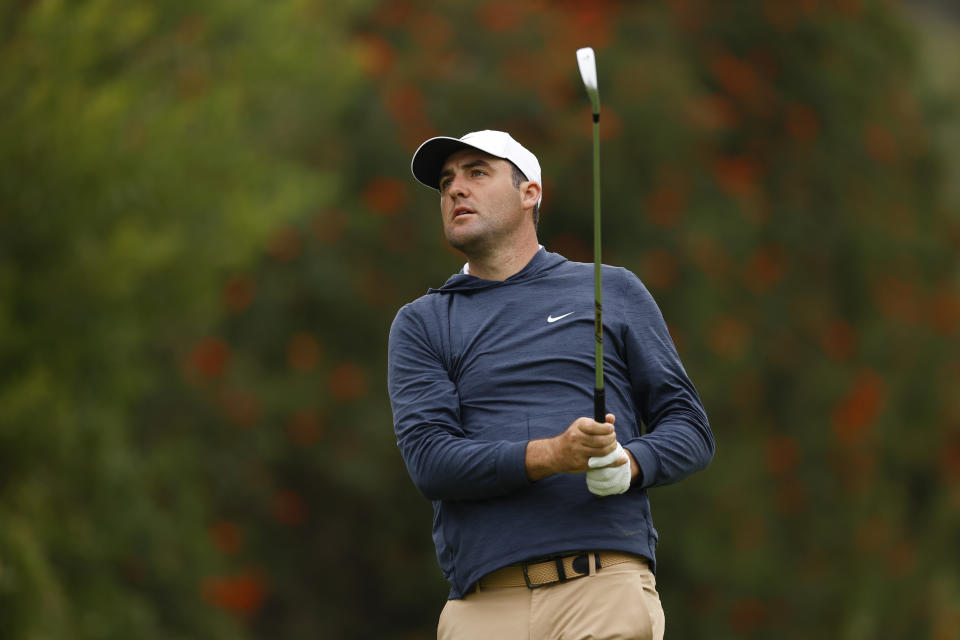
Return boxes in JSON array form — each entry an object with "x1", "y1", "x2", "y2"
[{"x1": 519, "y1": 181, "x2": 541, "y2": 211}]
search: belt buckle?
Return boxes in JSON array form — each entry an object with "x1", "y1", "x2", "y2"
[
  {"x1": 521, "y1": 552, "x2": 596, "y2": 589},
  {"x1": 521, "y1": 555, "x2": 566, "y2": 589}
]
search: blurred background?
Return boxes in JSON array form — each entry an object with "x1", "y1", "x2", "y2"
[{"x1": 1, "y1": 0, "x2": 958, "y2": 638}]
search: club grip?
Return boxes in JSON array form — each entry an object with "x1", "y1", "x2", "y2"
[{"x1": 594, "y1": 387, "x2": 606, "y2": 423}]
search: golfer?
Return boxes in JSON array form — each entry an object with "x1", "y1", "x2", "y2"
[{"x1": 387, "y1": 130, "x2": 714, "y2": 640}]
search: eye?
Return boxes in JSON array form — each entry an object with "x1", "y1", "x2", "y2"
[
  {"x1": 471, "y1": 168, "x2": 487, "y2": 177},
  {"x1": 440, "y1": 177, "x2": 452, "y2": 190}
]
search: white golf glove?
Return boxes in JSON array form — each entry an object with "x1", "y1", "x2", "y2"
[{"x1": 586, "y1": 442, "x2": 631, "y2": 497}]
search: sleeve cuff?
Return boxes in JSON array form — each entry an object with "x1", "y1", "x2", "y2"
[
  {"x1": 623, "y1": 439, "x2": 660, "y2": 490},
  {"x1": 497, "y1": 440, "x2": 533, "y2": 489}
]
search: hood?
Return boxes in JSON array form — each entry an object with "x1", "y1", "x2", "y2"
[{"x1": 428, "y1": 248, "x2": 568, "y2": 294}]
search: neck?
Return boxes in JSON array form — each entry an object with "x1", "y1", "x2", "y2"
[{"x1": 465, "y1": 239, "x2": 540, "y2": 281}]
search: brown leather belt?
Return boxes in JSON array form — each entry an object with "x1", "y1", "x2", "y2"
[{"x1": 476, "y1": 551, "x2": 640, "y2": 590}]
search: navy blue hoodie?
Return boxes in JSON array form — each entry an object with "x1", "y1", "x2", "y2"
[{"x1": 387, "y1": 248, "x2": 713, "y2": 598}]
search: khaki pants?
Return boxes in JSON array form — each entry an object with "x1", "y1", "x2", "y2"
[{"x1": 438, "y1": 556, "x2": 665, "y2": 640}]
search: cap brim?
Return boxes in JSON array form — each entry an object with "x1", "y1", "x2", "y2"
[{"x1": 410, "y1": 137, "x2": 474, "y2": 191}]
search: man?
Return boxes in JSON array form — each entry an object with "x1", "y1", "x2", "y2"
[{"x1": 387, "y1": 130, "x2": 714, "y2": 640}]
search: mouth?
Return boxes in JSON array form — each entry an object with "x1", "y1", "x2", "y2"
[{"x1": 452, "y1": 206, "x2": 475, "y2": 219}]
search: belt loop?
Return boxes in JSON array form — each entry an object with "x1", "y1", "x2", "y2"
[{"x1": 592, "y1": 552, "x2": 600, "y2": 575}]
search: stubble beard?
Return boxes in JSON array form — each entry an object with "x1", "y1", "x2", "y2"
[
  {"x1": 446, "y1": 224, "x2": 492, "y2": 257},
  {"x1": 445, "y1": 214, "x2": 522, "y2": 261}
]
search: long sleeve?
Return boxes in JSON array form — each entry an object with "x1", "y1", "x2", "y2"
[
  {"x1": 615, "y1": 272, "x2": 715, "y2": 489},
  {"x1": 387, "y1": 253, "x2": 709, "y2": 596},
  {"x1": 387, "y1": 304, "x2": 530, "y2": 501}
]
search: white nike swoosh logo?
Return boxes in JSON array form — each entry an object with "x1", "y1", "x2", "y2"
[{"x1": 547, "y1": 312, "x2": 574, "y2": 323}]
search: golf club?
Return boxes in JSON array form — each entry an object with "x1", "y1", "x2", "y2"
[{"x1": 576, "y1": 46, "x2": 604, "y2": 424}]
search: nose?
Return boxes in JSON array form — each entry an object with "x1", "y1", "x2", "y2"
[{"x1": 446, "y1": 172, "x2": 469, "y2": 199}]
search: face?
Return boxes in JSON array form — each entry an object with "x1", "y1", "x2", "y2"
[{"x1": 437, "y1": 148, "x2": 534, "y2": 255}]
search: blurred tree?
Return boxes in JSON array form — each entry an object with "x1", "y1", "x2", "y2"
[{"x1": 0, "y1": 0, "x2": 369, "y2": 637}]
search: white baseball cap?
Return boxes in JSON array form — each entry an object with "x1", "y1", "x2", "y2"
[{"x1": 410, "y1": 130, "x2": 543, "y2": 205}]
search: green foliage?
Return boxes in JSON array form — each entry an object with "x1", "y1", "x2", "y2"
[
  {"x1": 0, "y1": 0, "x2": 369, "y2": 637},
  {"x1": 1, "y1": 0, "x2": 958, "y2": 638}
]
